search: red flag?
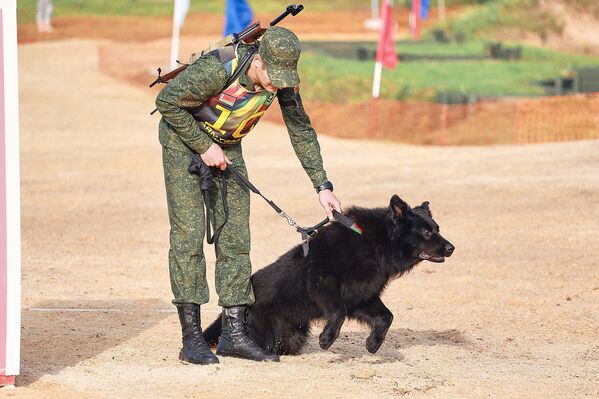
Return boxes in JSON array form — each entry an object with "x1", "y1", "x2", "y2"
[{"x1": 376, "y1": 0, "x2": 397, "y2": 69}]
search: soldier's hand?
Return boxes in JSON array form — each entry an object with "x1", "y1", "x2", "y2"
[
  {"x1": 201, "y1": 143, "x2": 229, "y2": 171},
  {"x1": 319, "y1": 190, "x2": 342, "y2": 220}
]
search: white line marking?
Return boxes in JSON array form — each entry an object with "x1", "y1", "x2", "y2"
[
  {"x1": 28, "y1": 308, "x2": 123, "y2": 313},
  {"x1": 26, "y1": 308, "x2": 222, "y2": 314}
]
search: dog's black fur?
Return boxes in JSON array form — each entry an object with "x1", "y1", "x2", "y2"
[{"x1": 203, "y1": 195, "x2": 454, "y2": 355}]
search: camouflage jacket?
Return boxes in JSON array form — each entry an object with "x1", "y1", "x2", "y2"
[{"x1": 155, "y1": 45, "x2": 328, "y2": 189}]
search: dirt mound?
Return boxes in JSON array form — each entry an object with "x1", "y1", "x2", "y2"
[
  {"x1": 540, "y1": 0, "x2": 599, "y2": 54},
  {"x1": 486, "y1": 0, "x2": 599, "y2": 55}
]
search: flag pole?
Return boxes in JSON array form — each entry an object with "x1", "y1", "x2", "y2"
[
  {"x1": 170, "y1": 2, "x2": 181, "y2": 71},
  {"x1": 372, "y1": 61, "x2": 383, "y2": 99},
  {"x1": 170, "y1": 0, "x2": 190, "y2": 70},
  {"x1": 438, "y1": 0, "x2": 446, "y2": 24},
  {"x1": 370, "y1": 61, "x2": 383, "y2": 139},
  {"x1": 371, "y1": 0, "x2": 379, "y2": 20},
  {"x1": 170, "y1": 22, "x2": 181, "y2": 71},
  {"x1": 370, "y1": 0, "x2": 396, "y2": 139},
  {"x1": 411, "y1": 0, "x2": 421, "y2": 41},
  {"x1": 0, "y1": 0, "x2": 22, "y2": 387}
]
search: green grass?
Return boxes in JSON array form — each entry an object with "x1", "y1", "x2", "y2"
[
  {"x1": 16, "y1": 0, "x2": 372, "y2": 24},
  {"x1": 15, "y1": 0, "x2": 504, "y2": 22},
  {"x1": 14, "y1": 0, "x2": 515, "y2": 25},
  {"x1": 396, "y1": 41, "x2": 485, "y2": 56},
  {"x1": 298, "y1": 41, "x2": 599, "y2": 102}
]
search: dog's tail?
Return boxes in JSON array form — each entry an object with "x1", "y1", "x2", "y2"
[{"x1": 203, "y1": 313, "x2": 222, "y2": 347}]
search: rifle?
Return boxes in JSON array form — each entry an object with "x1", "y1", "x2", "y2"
[{"x1": 149, "y1": 4, "x2": 304, "y2": 88}]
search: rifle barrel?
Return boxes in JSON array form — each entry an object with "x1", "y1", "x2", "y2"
[
  {"x1": 270, "y1": 4, "x2": 303, "y2": 26},
  {"x1": 148, "y1": 4, "x2": 304, "y2": 91},
  {"x1": 237, "y1": 23, "x2": 262, "y2": 43}
]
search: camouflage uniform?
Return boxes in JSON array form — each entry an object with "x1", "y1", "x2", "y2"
[{"x1": 156, "y1": 27, "x2": 328, "y2": 307}]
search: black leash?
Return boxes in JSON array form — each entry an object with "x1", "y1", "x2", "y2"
[
  {"x1": 187, "y1": 156, "x2": 229, "y2": 244},
  {"x1": 188, "y1": 155, "x2": 361, "y2": 257}
]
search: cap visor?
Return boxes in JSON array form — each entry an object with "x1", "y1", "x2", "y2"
[{"x1": 266, "y1": 64, "x2": 300, "y2": 88}]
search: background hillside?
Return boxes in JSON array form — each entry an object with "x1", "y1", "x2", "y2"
[{"x1": 446, "y1": 0, "x2": 599, "y2": 54}]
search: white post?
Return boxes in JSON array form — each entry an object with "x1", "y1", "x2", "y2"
[
  {"x1": 372, "y1": 61, "x2": 383, "y2": 99},
  {"x1": 170, "y1": 0, "x2": 190, "y2": 71},
  {"x1": 0, "y1": 0, "x2": 22, "y2": 385},
  {"x1": 371, "y1": 0, "x2": 379, "y2": 20},
  {"x1": 170, "y1": 13, "x2": 181, "y2": 70},
  {"x1": 438, "y1": 0, "x2": 446, "y2": 23},
  {"x1": 365, "y1": 0, "x2": 382, "y2": 30}
]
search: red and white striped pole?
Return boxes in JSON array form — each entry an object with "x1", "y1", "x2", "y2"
[{"x1": 0, "y1": 0, "x2": 21, "y2": 388}]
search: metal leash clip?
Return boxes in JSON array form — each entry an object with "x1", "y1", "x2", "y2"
[{"x1": 279, "y1": 211, "x2": 298, "y2": 228}]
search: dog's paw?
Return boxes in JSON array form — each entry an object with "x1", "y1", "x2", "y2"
[
  {"x1": 319, "y1": 331, "x2": 337, "y2": 350},
  {"x1": 366, "y1": 335, "x2": 384, "y2": 354}
]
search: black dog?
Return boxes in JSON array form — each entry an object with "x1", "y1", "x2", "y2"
[{"x1": 203, "y1": 195, "x2": 454, "y2": 355}]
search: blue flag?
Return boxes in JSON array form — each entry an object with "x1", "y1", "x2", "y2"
[
  {"x1": 420, "y1": 0, "x2": 430, "y2": 20},
  {"x1": 224, "y1": 0, "x2": 254, "y2": 36}
]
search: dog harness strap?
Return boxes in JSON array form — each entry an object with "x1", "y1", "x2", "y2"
[
  {"x1": 300, "y1": 230, "x2": 309, "y2": 257},
  {"x1": 296, "y1": 218, "x2": 330, "y2": 257}
]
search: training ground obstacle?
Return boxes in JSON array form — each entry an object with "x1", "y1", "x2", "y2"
[{"x1": 0, "y1": 0, "x2": 21, "y2": 387}]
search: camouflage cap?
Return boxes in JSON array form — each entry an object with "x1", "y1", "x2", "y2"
[{"x1": 258, "y1": 26, "x2": 301, "y2": 88}]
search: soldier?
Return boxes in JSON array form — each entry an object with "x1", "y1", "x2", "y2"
[{"x1": 155, "y1": 26, "x2": 341, "y2": 364}]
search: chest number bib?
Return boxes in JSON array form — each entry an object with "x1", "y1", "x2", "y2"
[
  {"x1": 206, "y1": 91, "x2": 275, "y2": 142},
  {"x1": 190, "y1": 47, "x2": 277, "y2": 147}
]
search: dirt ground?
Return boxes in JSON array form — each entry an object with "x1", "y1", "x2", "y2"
[{"x1": 5, "y1": 38, "x2": 598, "y2": 398}]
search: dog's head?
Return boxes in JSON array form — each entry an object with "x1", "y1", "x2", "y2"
[{"x1": 389, "y1": 194, "x2": 455, "y2": 263}]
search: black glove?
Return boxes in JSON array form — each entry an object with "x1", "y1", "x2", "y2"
[{"x1": 188, "y1": 154, "x2": 215, "y2": 191}]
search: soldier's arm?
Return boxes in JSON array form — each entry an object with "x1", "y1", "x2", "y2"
[
  {"x1": 277, "y1": 87, "x2": 328, "y2": 189},
  {"x1": 155, "y1": 56, "x2": 228, "y2": 154}
]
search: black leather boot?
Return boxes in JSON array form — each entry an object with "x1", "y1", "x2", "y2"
[
  {"x1": 216, "y1": 305, "x2": 279, "y2": 362},
  {"x1": 177, "y1": 304, "x2": 219, "y2": 365}
]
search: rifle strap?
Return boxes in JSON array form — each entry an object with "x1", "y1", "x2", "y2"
[
  {"x1": 223, "y1": 44, "x2": 259, "y2": 88},
  {"x1": 203, "y1": 44, "x2": 259, "y2": 89},
  {"x1": 151, "y1": 45, "x2": 258, "y2": 115}
]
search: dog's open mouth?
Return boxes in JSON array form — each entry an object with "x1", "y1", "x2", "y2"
[{"x1": 418, "y1": 253, "x2": 445, "y2": 263}]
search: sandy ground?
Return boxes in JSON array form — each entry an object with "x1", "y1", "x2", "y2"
[{"x1": 4, "y1": 39, "x2": 598, "y2": 398}]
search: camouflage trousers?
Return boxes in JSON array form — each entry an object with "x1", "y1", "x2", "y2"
[{"x1": 162, "y1": 145, "x2": 255, "y2": 307}]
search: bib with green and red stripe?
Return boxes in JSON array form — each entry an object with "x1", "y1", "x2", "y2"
[{"x1": 191, "y1": 45, "x2": 277, "y2": 147}]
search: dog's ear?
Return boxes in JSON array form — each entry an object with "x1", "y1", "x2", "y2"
[
  {"x1": 390, "y1": 194, "x2": 411, "y2": 219},
  {"x1": 420, "y1": 201, "x2": 432, "y2": 217}
]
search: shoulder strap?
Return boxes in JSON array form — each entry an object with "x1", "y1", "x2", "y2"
[
  {"x1": 228, "y1": 46, "x2": 257, "y2": 86},
  {"x1": 205, "y1": 46, "x2": 236, "y2": 65},
  {"x1": 205, "y1": 44, "x2": 258, "y2": 89}
]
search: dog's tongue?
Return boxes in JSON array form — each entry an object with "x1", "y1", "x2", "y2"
[{"x1": 419, "y1": 253, "x2": 445, "y2": 263}]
